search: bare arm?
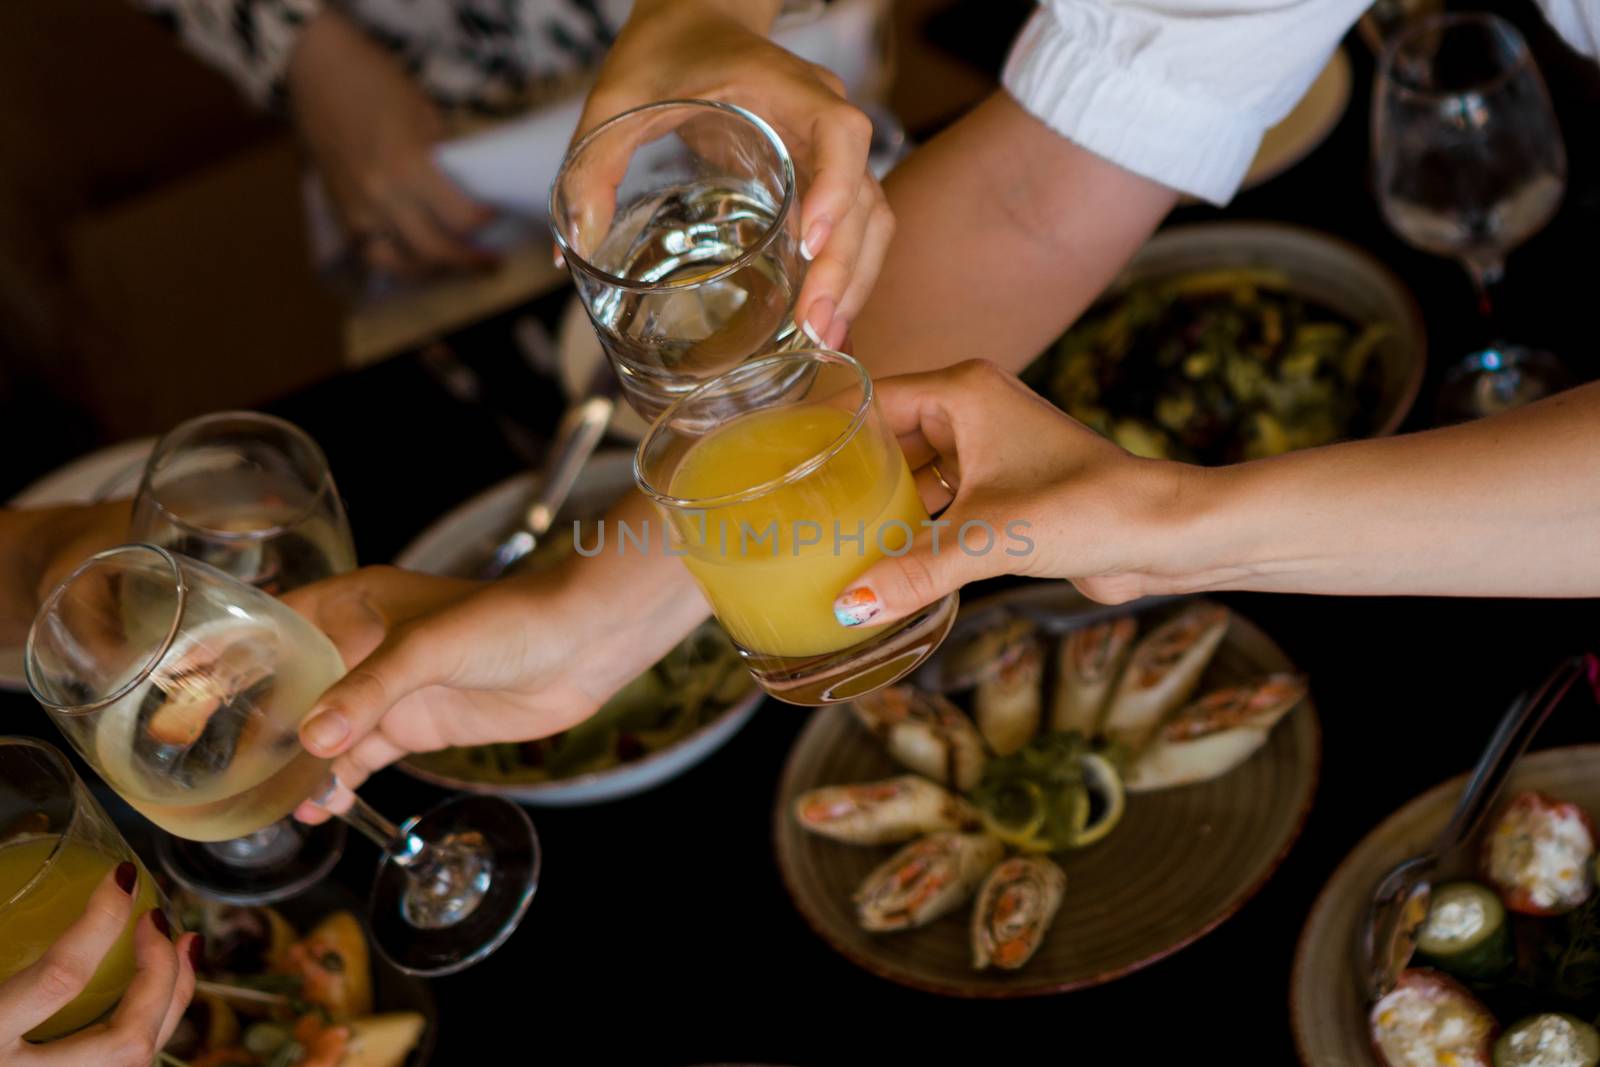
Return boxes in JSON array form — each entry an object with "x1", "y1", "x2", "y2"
[{"x1": 852, "y1": 92, "x2": 1178, "y2": 377}]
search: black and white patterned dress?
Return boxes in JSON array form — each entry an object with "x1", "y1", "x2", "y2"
[{"x1": 134, "y1": 0, "x2": 632, "y2": 114}]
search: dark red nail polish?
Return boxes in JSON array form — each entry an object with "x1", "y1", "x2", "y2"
[
  {"x1": 187, "y1": 935, "x2": 205, "y2": 968},
  {"x1": 149, "y1": 908, "x2": 171, "y2": 938},
  {"x1": 113, "y1": 861, "x2": 136, "y2": 895}
]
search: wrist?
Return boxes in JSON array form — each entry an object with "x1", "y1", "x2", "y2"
[{"x1": 633, "y1": 0, "x2": 783, "y2": 35}]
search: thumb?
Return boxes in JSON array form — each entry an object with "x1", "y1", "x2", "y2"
[
  {"x1": 831, "y1": 513, "x2": 1006, "y2": 630},
  {"x1": 298, "y1": 624, "x2": 442, "y2": 760}
]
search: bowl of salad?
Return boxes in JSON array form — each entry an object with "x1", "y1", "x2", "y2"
[{"x1": 1025, "y1": 222, "x2": 1426, "y2": 465}]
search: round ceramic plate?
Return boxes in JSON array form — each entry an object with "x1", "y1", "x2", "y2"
[
  {"x1": 392, "y1": 450, "x2": 762, "y2": 806},
  {"x1": 774, "y1": 584, "x2": 1321, "y2": 997},
  {"x1": 1291, "y1": 745, "x2": 1600, "y2": 1065},
  {"x1": 2, "y1": 437, "x2": 156, "y2": 690}
]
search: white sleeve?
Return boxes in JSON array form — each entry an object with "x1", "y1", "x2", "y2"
[
  {"x1": 1538, "y1": 0, "x2": 1600, "y2": 58},
  {"x1": 1002, "y1": 0, "x2": 1370, "y2": 205}
]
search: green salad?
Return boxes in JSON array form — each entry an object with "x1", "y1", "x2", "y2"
[{"x1": 1030, "y1": 268, "x2": 1391, "y2": 465}]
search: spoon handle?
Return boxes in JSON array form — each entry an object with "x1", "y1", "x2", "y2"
[{"x1": 1432, "y1": 653, "x2": 1592, "y2": 854}]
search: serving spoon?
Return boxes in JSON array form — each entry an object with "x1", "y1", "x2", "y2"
[{"x1": 1360, "y1": 653, "x2": 1597, "y2": 1002}]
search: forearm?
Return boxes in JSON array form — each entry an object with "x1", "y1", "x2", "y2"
[
  {"x1": 1169, "y1": 383, "x2": 1600, "y2": 597},
  {"x1": 631, "y1": 0, "x2": 783, "y2": 34},
  {"x1": 851, "y1": 92, "x2": 1177, "y2": 378},
  {"x1": 131, "y1": 0, "x2": 321, "y2": 108},
  {"x1": 542, "y1": 490, "x2": 711, "y2": 691}
]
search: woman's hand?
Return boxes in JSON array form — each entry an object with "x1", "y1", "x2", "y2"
[
  {"x1": 0, "y1": 863, "x2": 199, "y2": 1064},
  {"x1": 286, "y1": 11, "x2": 495, "y2": 277},
  {"x1": 830, "y1": 361, "x2": 1201, "y2": 628},
  {"x1": 576, "y1": 0, "x2": 889, "y2": 349},
  {"x1": 283, "y1": 551, "x2": 708, "y2": 821}
]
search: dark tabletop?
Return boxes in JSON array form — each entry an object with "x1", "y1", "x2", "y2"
[{"x1": 6, "y1": 3, "x2": 1600, "y2": 1063}]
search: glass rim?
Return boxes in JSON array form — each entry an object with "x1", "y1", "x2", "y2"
[
  {"x1": 24, "y1": 543, "x2": 188, "y2": 715},
  {"x1": 137, "y1": 410, "x2": 340, "y2": 544},
  {"x1": 633, "y1": 348, "x2": 872, "y2": 510},
  {"x1": 1378, "y1": 11, "x2": 1532, "y2": 100},
  {"x1": 0, "y1": 736, "x2": 86, "y2": 912},
  {"x1": 548, "y1": 98, "x2": 797, "y2": 295}
]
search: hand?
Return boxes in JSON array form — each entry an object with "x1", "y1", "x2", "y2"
[
  {"x1": 286, "y1": 11, "x2": 496, "y2": 277},
  {"x1": 0, "y1": 863, "x2": 199, "y2": 1064},
  {"x1": 0, "y1": 500, "x2": 132, "y2": 646},
  {"x1": 575, "y1": 0, "x2": 889, "y2": 349},
  {"x1": 829, "y1": 361, "x2": 1195, "y2": 627},
  {"x1": 282, "y1": 561, "x2": 701, "y2": 821}
]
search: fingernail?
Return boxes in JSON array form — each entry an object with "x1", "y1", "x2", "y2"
[
  {"x1": 801, "y1": 218, "x2": 830, "y2": 262},
  {"x1": 825, "y1": 317, "x2": 849, "y2": 351},
  {"x1": 833, "y1": 586, "x2": 881, "y2": 627},
  {"x1": 802, "y1": 298, "x2": 834, "y2": 348},
  {"x1": 187, "y1": 934, "x2": 205, "y2": 969},
  {"x1": 553, "y1": 246, "x2": 566, "y2": 269},
  {"x1": 302, "y1": 710, "x2": 349, "y2": 754},
  {"x1": 114, "y1": 861, "x2": 136, "y2": 895},
  {"x1": 149, "y1": 908, "x2": 172, "y2": 938}
]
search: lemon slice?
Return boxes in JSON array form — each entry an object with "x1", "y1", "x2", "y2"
[
  {"x1": 1070, "y1": 752, "x2": 1126, "y2": 847},
  {"x1": 978, "y1": 780, "x2": 1048, "y2": 849}
]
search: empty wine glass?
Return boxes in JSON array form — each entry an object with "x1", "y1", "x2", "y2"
[
  {"x1": 26, "y1": 545, "x2": 538, "y2": 976},
  {"x1": 1372, "y1": 13, "x2": 1569, "y2": 420},
  {"x1": 131, "y1": 411, "x2": 358, "y2": 904}
]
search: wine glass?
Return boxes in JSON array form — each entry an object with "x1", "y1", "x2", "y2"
[
  {"x1": 550, "y1": 99, "x2": 808, "y2": 422},
  {"x1": 25, "y1": 545, "x2": 539, "y2": 976},
  {"x1": 634, "y1": 348, "x2": 959, "y2": 705},
  {"x1": 0, "y1": 736, "x2": 173, "y2": 1042},
  {"x1": 1372, "y1": 13, "x2": 1569, "y2": 420},
  {"x1": 131, "y1": 411, "x2": 357, "y2": 903}
]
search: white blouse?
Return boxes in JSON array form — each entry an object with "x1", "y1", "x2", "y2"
[{"x1": 1003, "y1": 0, "x2": 1600, "y2": 205}]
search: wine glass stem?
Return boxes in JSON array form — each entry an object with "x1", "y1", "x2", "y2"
[
  {"x1": 335, "y1": 795, "x2": 493, "y2": 929},
  {"x1": 1463, "y1": 255, "x2": 1506, "y2": 322}
]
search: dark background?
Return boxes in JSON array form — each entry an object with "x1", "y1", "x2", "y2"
[{"x1": 4, "y1": 1, "x2": 1600, "y2": 1062}]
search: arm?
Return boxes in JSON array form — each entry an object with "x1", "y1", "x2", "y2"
[
  {"x1": 0, "y1": 501, "x2": 132, "y2": 646},
  {"x1": 832, "y1": 367, "x2": 1600, "y2": 631}
]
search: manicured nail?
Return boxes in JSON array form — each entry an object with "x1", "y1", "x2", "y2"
[
  {"x1": 825, "y1": 317, "x2": 849, "y2": 351},
  {"x1": 801, "y1": 218, "x2": 831, "y2": 262},
  {"x1": 803, "y1": 298, "x2": 834, "y2": 348},
  {"x1": 302, "y1": 710, "x2": 349, "y2": 754},
  {"x1": 187, "y1": 934, "x2": 205, "y2": 969},
  {"x1": 114, "y1": 861, "x2": 136, "y2": 895},
  {"x1": 553, "y1": 245, "x2": 566, "y2": 269},
  {"x1": 149, "y1": 908, "x2": 172, "y2": 938},
  {"x1": 834, "y1": 586, "x2": 881, "y2": 627}
]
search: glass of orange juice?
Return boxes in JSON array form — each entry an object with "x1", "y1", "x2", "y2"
[
  {"x1": 635, "y1": 348, "x2": 959, "y2": 704},
  {"x1": 0, "y1": 736, "x2": 170, "y2": 1042}
]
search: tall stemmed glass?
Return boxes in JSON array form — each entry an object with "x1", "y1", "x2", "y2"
[
  {"x1": 551, "y1": 99, "x2": 808, "y2": 422},
  {"x1": 1372, "y1": 13, "x2": 1569, "y2": 420},
  {"x1": 26, "y1": 545, "x2": 538, "y2": 976},
  {"x1": 130, "y1": 411, "x2": 357, "y2": 903},
  {"x1": 0, "y1": 737, "x2": 171, "y2": 1042}
]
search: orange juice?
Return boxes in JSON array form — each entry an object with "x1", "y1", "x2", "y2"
[
  {"x1": 0, "y1": 836, "x2": 162, "y2": 1041},
  {"x1": 667, "y1": 403, "x2": 929, "y2": 657}
]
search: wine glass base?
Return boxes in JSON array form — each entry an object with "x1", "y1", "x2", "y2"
[
  {"x1": 1437, "y1": 345, "x2": 1568, "y2": 424},
  {"x1": 156, "y1": 817, "x2": 347, "y2": 906},
  {"x1": 367, "y1": 794, "x2": 539, "y2": 977}
]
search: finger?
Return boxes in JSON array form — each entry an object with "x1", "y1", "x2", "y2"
[
  {"x1": 0, "y1": 862, "x2": 137, "y2": 1039},
  {"x1": 363, "y1": 233, "x2": 419, "y2": 277},
  {"x1": 831, "y1": 506, "x2": 1006, "y2": 629},
  {"x1": 797, "y1": 97, "x2": 874, "y2": 267},
  {"x1": 871, "y1": 373, "x2": 962, "y2": 459},
  {"x1": 155, "y1": 934, "x2": 200, "y2": 1049},
  {"x1": 912, "y1": 464, "x2": 956, "y2": 514},
  {"x1": 381, "y1": 193, "x2": 494, "y2": 271},
  {"x1": 832, "y1": 193, "x2": 895, "y2": 329},
  {"x1": 797, "y1": 178, "x2": 872, "y2": 347},
  {"x1": 99, "y1": 910, "x2": 180, "y2": 1056},
  {"x1": 411, "y1": 162, "x2": 496, "y2": 237},
  {"x1": 298, "y1": 626, "x2": 439, "y2": 759}
]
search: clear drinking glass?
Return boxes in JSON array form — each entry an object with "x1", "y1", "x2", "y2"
[
  {"x1": 550, "y1": 100, "x2": 807, "y2": 422},
  {"x1": 0, "y1": 737, "x2": 171, "y2": 1042},
  {"x1": 25, "y1": 546, "x2": 539, "y2": 977},
  {"x1": 1372, "y1": 13, "x2": 1569, "y2": 419},
  {"x1": 131, "y1": 411, "x2": 358, "y2": 903},
  {"x1": 634, "y1": 349, "x2": 958, "y2": 705}
]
